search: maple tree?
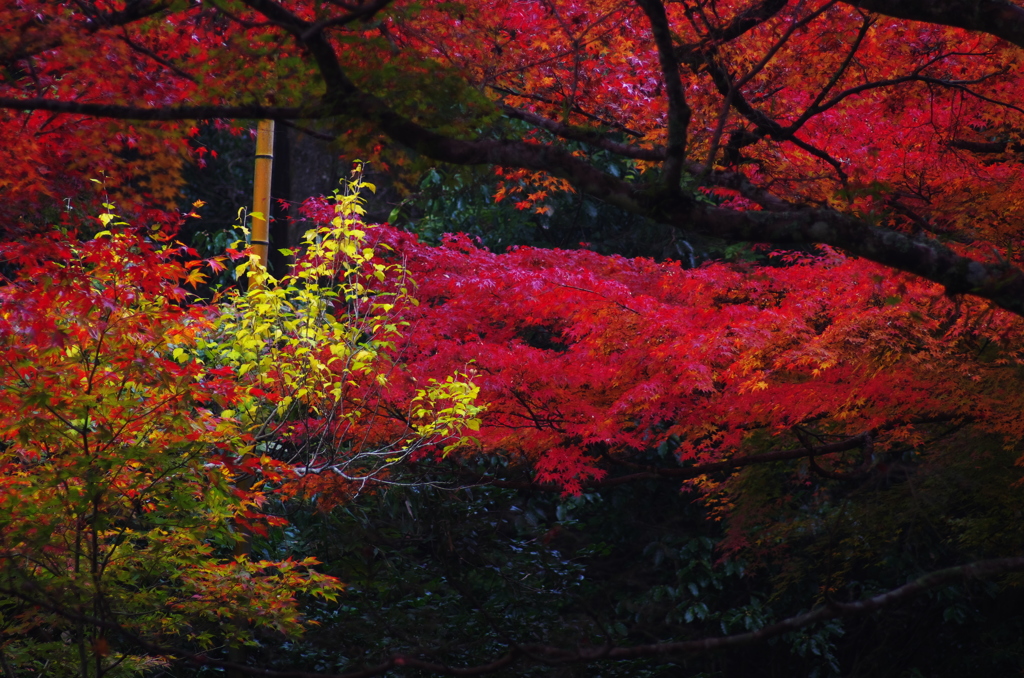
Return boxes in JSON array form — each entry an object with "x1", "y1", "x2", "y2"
[
  {"x1": 140, "y1": 210, "x2": 1024, "y2": 676},
  {"x1": 4, "y1": 0, "x2": 1024, "y2": 675},
  {"x1": 2, "y1": 201, "x2": 1023, "y2": 675},
  {"x1": 0, "y1": 221, "x2": 342, "y2": 677},
  {"x1": 0, "y1": 184, "x2": 482, "y2": 676},
  {"x1": 4, "y1": 0, "x2": 1024, "y2": 312}
]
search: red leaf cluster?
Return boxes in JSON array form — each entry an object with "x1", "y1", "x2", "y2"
[{"x1": 364, "y1": 227, "x2": 1024, "y2": 495}]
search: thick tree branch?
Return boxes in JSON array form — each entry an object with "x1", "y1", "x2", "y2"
[
  {"x1": 706, "y1": 0, "x2": 791, "y2": 44},
  {"x1": 636, "y1": 0, "x2": 691, "y2": 186},
  {"x1": 0, "y1": 98, "x2": 314, "y2": 120},
  {"x1": 696, "y1": 164, "x2": 794, "y2": 211},
  {"x1": 682, "y1": 204, "x2": 1024, "y2": 316},
  {"x1": 840, "y1": 0, "x2": 1024, "y2": 49},
  {"x1": 299, "y1": 0, "x2": 394, "y2": 40},
  {"x1": 4, "y1": 91, "x2": 1024, "y2": 319},
  {"x1": 949, "y1": 138, "x2": 1024, "y2": 154}
]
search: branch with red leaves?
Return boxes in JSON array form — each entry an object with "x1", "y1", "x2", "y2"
[
  {"x1": 4, "y1": 0, "x2": 1024, "y2": 322},
  {"x1": 467, "y1": 432, "x2": 873, "y2": 492}
]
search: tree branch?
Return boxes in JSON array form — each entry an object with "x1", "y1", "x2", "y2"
[
  {"x1": 677, "y1": 5, "x2": 850, "y2": 186},
  {"x1": 0, "y1": 97, "x2": 314, "y2": 120},
  {"x1": 5, "y1": 90, "x2": 1024, "y2": 320},
  {"x1": 299, "y1": 0, "x2": 394, "y2": 40},
  {"x1": 636, "y1": 0, "x2": 691, "y2": 186},
  {"x1": 6, "y1": 552, "x2": 1024, "y2": 676},
  {"x1": 682, "y1": 204, "x2": 1024, "y2": 316},
  {"x1": 500, "y1": 104, "x2": 666, "y2": 161},
  {"x1": 523, "y1": 556, "x2": 1024, "y2": 661},
  {"x1": 489, "y1": 85, "x2": 647, "y2": 138},
  {"x1": 840, "y1": 0, "x2": 1024, "y2": 49},
  {"x1": 0, "y1": 0, "x2": 173, "y2": 61},
  {"x1": 476, "y1": 432, "x2": 873, "y2": 492},
  {"x1": 948, "y1": 138, "x2": 1024, "y2": 154},
  {"x1": 705, "y1": 0, "x2": 791, "y2": 44},
  {"x1": 696, "y1": 164, "x2": 794, "y2": 211},
  {"x1": 116, "y1": 31, "x2": 197, "y2": 83},
  {"x1": 4, "y1": 1, "x2": 1024, "y2": 321}
]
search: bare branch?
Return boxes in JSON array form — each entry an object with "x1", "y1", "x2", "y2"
[
  {"x1": 678, "y1": 2, "x2": 847, "y2": 183},
  {"x1": 788, "y1": 134, "x2": 849, "y2": 186},
  {"x1": 789, "y1": 13, "x2": 874, "y2": 129},
  {"x1": 5, "y1": 89, "x2": 1024, "y2": 321}
]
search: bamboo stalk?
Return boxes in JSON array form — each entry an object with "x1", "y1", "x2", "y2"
[
  {"x1": 227, "y1": 119, "x2": 274, "y2": 677},
  {"x1": 250, "y1": 120, "x2": 275, "y2": 272}
]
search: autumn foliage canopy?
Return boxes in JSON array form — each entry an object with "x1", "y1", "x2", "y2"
[{"x1": 3, "y1": 0, "x2": 1024, "y2": 675}]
